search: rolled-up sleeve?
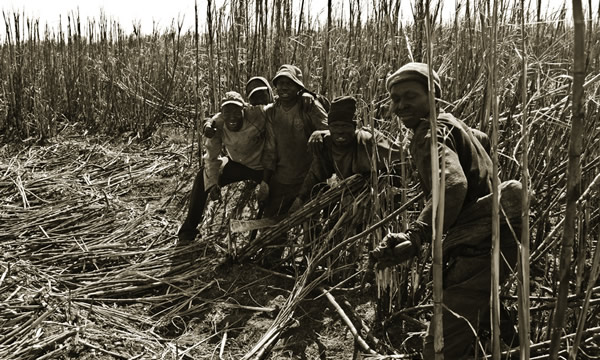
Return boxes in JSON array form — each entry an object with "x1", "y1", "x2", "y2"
[
  {"x1": 307, "y1": 101, "x2": 329, "y2": 131},
  {"x1": 413, "y1": 127, "x2": 468, "y2": 245}
]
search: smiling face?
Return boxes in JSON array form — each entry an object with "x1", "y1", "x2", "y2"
[
  {"x1": 221, "y1": 104, "x2": 244, "y2": 132},
  {"x1": 389, "y1": 80, "x2": 431, "y2": 129},
  {"x1": 275, "y1": 77, "x2": 301, "y2": 103},
  {"x1": 329, "y1": 122, "x2": 356, "y2": 147}
]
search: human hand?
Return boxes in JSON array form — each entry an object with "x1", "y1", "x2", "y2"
[
  {"x1": 289, "y1": 197, "x2": 303, "y2": 213},
  {"x1": 203, "y1": 120, "x2": 217, "y2": 138},
  {"x1": 256, "y1": 181, "x2": 270, "y2": 202},
  {"x1": 209, "y1": 185, "x2": 221, "y2": 201},
  {"x1": 301, "y1": 92, "x2": 315, "y2": 112},
  {"x1": 308, "y1": 130, "x2": 329, "y2": 153},
  {"x1": 370, "y1": 232, "x2": 416, "y2": 270},
  {"x1": 356, "y1": 128, "x2": 373, "y2": 145}
]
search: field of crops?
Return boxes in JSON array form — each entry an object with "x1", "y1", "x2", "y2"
[{"x1": 1, "y1": 0, "x2": 600, "y2": 358}]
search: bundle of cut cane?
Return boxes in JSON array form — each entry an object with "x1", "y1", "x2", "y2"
[
  {"x1": 236, "y1": 175, "x2": 367, "y2": 263},
  {"x1": 241, "y1": 175, "x2": 424, "y2": 358}
]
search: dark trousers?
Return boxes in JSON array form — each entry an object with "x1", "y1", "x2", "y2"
[
  {"x1": 262, "y1": 180, "x2": 303, "y2": 218},
  {"x1": 422, "y1": 226, "x2": 519, "y2": 359},
  {"x1": 178, "y1": 159, "x2": 263, "y2": 241},
  {"x1": 259, "y1": 180, "x2": 303, "y2": 264}
]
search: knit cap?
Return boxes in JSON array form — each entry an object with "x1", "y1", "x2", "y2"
[
  {"x1": 328, "y1": 96, "x2": 357, "y2": 124},
  {"x1": 272, "y1": 64, "x2": 305, "y2": 89},
  {"x1": 386, "y1": 62, "x2": 442, "y2": 98}
]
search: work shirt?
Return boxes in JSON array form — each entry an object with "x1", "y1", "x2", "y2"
[
  {"x1": 298, "y1": 129, "x2": 402, "y2": 201},
  {"x1": 203, "y1": 106, "x2": 268, "y2": 190},
  {"x1": 410, "y1": 112, "x2": 493, "y2": 245},
  {"x1": 264, "y1": 101, "x2": 328, "y2": 185}
]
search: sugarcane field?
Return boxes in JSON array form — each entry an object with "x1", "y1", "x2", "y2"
[{"x1": 1, "y1": 0, "x2": 600, "y2": 358}]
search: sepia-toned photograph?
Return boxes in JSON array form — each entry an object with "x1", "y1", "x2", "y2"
[{"x1": 1, "y1": 0, "x2": 599, "y2": 358}]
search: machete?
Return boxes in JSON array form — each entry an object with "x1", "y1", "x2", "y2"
[{"x1": 229, "y1": 215, "x2": 284, "y2": 233}]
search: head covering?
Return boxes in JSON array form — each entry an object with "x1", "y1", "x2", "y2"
[
  {"x1": 328, "y1": 96, "x2": 357, "y2": 124},
  {"x1": 220, "y1": 91, "x2": 245, "y2": 108},
  {"x1": 386, "y1": 62, "x2": 442, "y2": 98},
  {"x1": 272, "y1": 64, "x2": 305, "y2": 89},
  {"x1": 245, "y1": 76, "x2": 274, "y2": 103},
  {"x1": 248, "y1": 87, "x2": 268, "y2": 100}
]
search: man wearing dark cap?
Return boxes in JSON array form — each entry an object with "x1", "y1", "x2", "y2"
[
  {"x1": 370, "y1": 62, "x2": 522, "y2": 357},
  {"x1": 289, "y1": 96, "x2": 402, "y2": 211},
  {"x1": 245, "y1": 76, "x2": 275, "y2": 106},
  {"x1": 177, "y1": 91, "x2": 272, "y2": 243}
]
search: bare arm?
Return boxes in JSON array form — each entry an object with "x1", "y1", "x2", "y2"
[{"x1": 203, "y1": 114, "x2": 224, "y2": 191}]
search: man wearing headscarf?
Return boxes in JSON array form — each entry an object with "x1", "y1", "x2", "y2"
[{"x1": 371, "y1": 62, "x2": 522, "y2": 357}]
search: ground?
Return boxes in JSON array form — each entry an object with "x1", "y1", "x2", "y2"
[
  {"x1": 5, "y1": 125, "x2": 597, "y2": 359},
  {"x1": 0, "y1": 125, "x2": 423, "y2": 359}
]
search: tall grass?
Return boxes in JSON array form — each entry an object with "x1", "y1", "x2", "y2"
[
  {"x1": 1, "y1": 10, "x2": 198, "y2": 140},
  {"x1": 1, "y1": 0, "x2": 600, "y2": 355}
]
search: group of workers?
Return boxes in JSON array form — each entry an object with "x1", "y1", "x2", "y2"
[{"x1": 176, "y1": 62, "x2": 524, "y2": 358}]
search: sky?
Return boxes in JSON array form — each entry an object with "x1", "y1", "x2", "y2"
[
  {"x1": 1, "y1": 0, "x2": 594, "y2": 38},
  {"x1": 2, "y1": 0, "x2": 200, "y2": 34}
]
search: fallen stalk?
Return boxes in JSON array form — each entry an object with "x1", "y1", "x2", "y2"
[{"x1": 319, "y1": 286, "x2": 378, "y2": 356}]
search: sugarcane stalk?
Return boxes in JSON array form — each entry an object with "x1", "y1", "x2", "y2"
[
  {"x1": 549, "y1": 0, "x2": 585, "y2": 357},
  {"x1": 499, "y1": 327, "x2": 600, "y2": 358},
  {"x1": 323, "y1": 0, "x2": 332, "y2": 95},
  {"x1": 194, "y1": 0, "x2": 203, "y2": 168},
  {"x1": 490, "y1": 0, "x2": 501, "y2": 357},
  {"x1": 369, "y1": 63, "x2": 387, "y2": 300},
  {"x1": 219, "y1": 321, "x2": 228, "y2": 360},
  {"x1": 78, "y1": 338, "x2": 129, "y2": 359},
  {"x1": 320, "y1": 287, "x2": 377, "y2": 355},
  {"x1": 518, "y1": 0, "x2": 531, "y2": 357},
  {"x1": 531, "y1": 172, "x2": 600, "y2": 262},
  {"x1": 424, "y1": 10, "x2": 444, "y2": 359},
  {"x1": 569, "y1": 232, "x2": 600, "y2": 359},
  {"x1": 206, "y1": 0, "x2": 217, "y2": 110}
]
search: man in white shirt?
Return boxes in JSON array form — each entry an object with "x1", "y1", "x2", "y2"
[{"x1": 177, "y1": 91, "x2": 272, "y2": 243}]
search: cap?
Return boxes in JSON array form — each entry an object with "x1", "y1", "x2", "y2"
[
  {"x1": 220, "y1": 91, "x2": 245, "y2": 108},
  {"x1": 386, "y1": 62, "x2": 442, "y2": 98},
  {"x1": 246, "y1": 77, "x2": 270, "y2": 97},
  {"x1": 272, "y1": 64, "x2": 305, "y2": 89},
  {"x1": 328, "y1": 96, "x2": 357, "y2": 124},
  {"x1": 247, "y1": 86, "x2": 269, "y2": 99}
]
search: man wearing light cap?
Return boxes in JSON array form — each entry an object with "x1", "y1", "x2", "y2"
[
  {"x1": 204, "y1": 77, "x2": 275, "y2": 138},
  {"x1": 258, "y1": 64, "x2": 329, "y2": 264},
  {"x1": 177, "y1": 91, "x2": 272, "y2": 244},
  {"x1": 371, "y1": 62, "x2": 522, "y2": 357},
  {"x1": 204, "y1": 76, "x2": 319, "y2": 138},
  {"x1": 289, "y1": 96, "x2": 402, "y2": 211}
]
